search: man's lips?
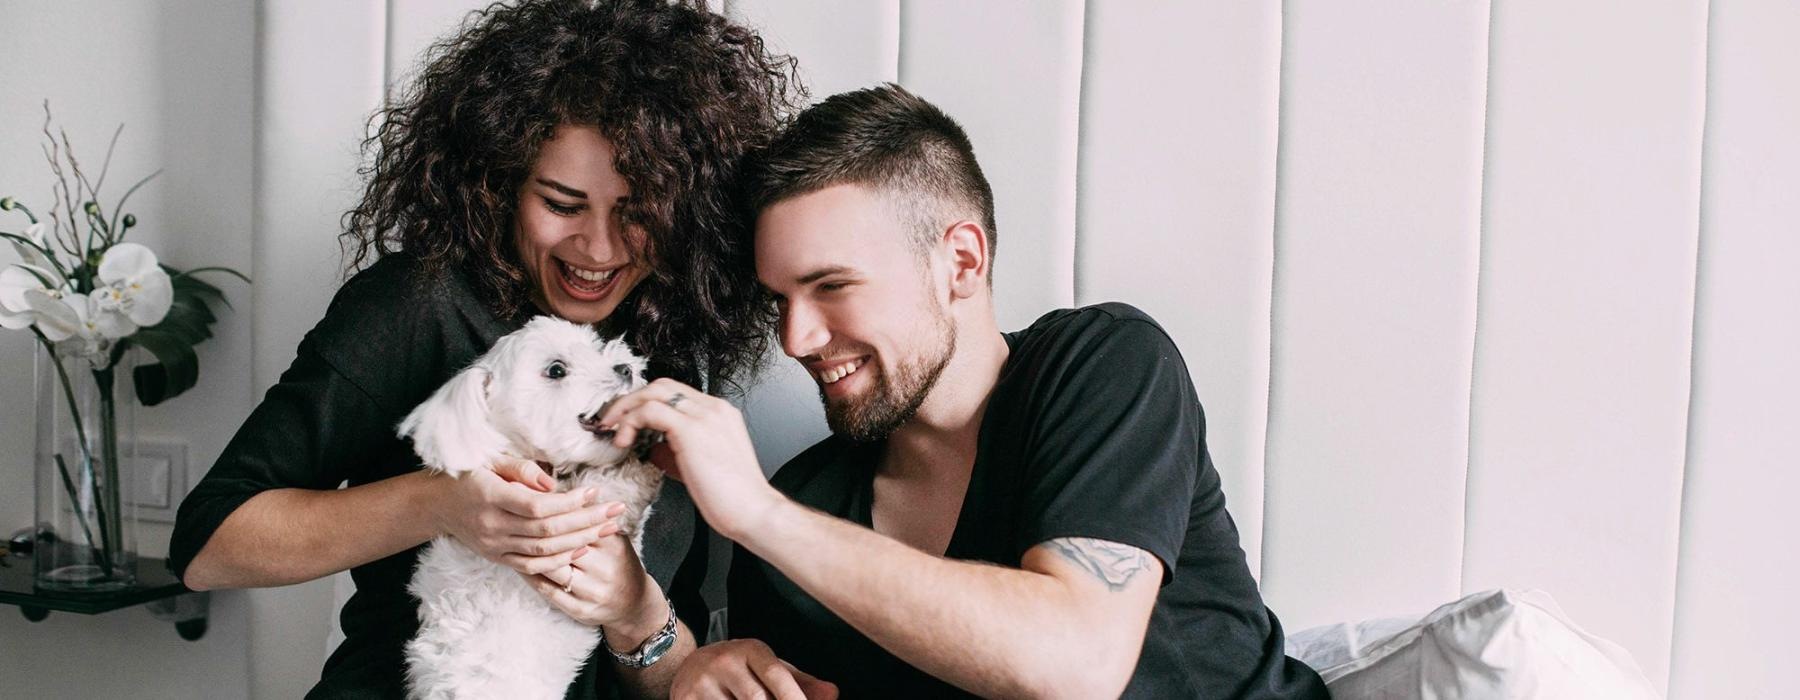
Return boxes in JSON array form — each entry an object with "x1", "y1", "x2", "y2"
[{"x1": 807, "y1": 356, "x2": 869, "y2": 385}]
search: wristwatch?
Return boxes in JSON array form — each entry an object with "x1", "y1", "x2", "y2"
[{"x1": 602, "y1": 604, "x2": 679, "y2": 669}]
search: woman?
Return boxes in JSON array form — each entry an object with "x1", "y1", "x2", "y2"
[{"x1": 168, "y1": 1, "x2": 800, "y2": 697}]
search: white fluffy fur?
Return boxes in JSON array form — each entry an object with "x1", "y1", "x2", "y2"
[{"x1": 397, "y1": 316, "x2": 663, "y2": 700}]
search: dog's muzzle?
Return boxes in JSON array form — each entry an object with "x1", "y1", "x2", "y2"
[{"x1": 580, "y1": 400, "x2": 665, "y2": 461}]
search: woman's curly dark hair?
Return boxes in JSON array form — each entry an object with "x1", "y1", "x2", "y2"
[{"x1": 342, "y1": 0, "x2": 803, "y2": 393}]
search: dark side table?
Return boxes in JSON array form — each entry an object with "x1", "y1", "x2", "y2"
[{"x1": 0, "y1": 550, "x2": 210, "y2": 640}]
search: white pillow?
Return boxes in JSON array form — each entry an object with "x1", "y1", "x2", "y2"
[{"x1": 1287, "y1": 589, "x2": 1661, "y2": 699}]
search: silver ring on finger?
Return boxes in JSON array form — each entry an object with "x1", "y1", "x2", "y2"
[{"x1": 665, "y1": 391, "x2": 687, "y2": 412}]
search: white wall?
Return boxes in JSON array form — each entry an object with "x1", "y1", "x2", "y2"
[
  {"x1": 2, "y1": 1, "x2": 1794, "y2": 698},
  {"x1": 0, "y1": 1, "x2": 257, "y2": 697}
]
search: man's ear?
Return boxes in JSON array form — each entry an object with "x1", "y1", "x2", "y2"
[{"x1": 942, "y1": 219, "x2": 990, "y2": 300}]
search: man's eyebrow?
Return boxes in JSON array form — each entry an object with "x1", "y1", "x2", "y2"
[
  {"x1": 796, "y1": 265, "x2": 856, "y2": 285},
  {"x1": 535, "y1": 178, "x2": 587, "y2": 199}
]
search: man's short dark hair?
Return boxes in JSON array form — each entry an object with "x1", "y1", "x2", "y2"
[{"x1": 747, "y1": 83, "x2": 997, "y2": 274}]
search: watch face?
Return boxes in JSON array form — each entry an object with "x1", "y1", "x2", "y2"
[{"x1": 639, "y1": 629, "x2": 677, "y2": 666}]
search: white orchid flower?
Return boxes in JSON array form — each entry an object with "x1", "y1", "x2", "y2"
[
  {"x1": 1, "y1": 257, "x2": 67, "y2": 328},
  {"x1": 24, "y1": 290, "x2": 110, "y2": 361},
  {"x1": 0, "y1": 264, "x2": 38, "y2": 329},
  {"x1": 91, "y1": 242, "x2": 173, "y2": 335}
]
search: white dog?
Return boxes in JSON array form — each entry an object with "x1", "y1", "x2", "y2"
[{"x1": 397, "y1": 316, "x2": 663, "y2": 700}]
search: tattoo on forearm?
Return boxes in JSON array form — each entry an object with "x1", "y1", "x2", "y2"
[{"x1": 1044, "y1": 538, "x2": 1150, "y2": 592}]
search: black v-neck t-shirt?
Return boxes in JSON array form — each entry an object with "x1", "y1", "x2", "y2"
[
  {"x1": 727, "y1": 303, "x2": 1327, "y2": 699},
  {"x1": 168, "y1": 254, "x2": 710, "y2": 699}
]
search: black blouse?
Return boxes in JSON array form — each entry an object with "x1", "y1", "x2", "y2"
[{"x1": 169, "y1": 254, "x2": 709, "y2": 699}]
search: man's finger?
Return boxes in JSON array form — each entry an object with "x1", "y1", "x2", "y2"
[
  {"x1": 597, "y1": 381, "x2": 682, "y2": 427},
  {"x1": 607, "y1": 400, "x2": 688, "y2": 449},
  {"x1": 788, "y1": 666, "x2": 838, "y2": 700},
  {"x1": 747, "y1": 658, "x2": 808, "y2": 700},
  {"x1": 597, "y1": 377, "x2": 707, "y2": 428}
]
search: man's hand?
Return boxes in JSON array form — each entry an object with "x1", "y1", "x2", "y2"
[
  {"x1": 426, "y1": 458, "x2": 625, "y2": 576},
  {"x1": 597, "y1": 379, "x2": 785, "y2": 539},
  {"x1": 671, "y1": 639, "x2": 838, "y2": 700}
]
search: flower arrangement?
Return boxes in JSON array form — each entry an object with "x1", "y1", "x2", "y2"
[{"x1": 1, "y1": 108, "x2": 246, "y2": 589}]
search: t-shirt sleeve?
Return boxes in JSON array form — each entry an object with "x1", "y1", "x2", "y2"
[
  {"x1": 1016, "y1": 317, "x2": 1202, "y2": 582},
  {"x1": 166, "y1": 337, "x2": 395, "y2": 583}
]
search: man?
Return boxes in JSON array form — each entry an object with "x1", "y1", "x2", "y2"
[{"x1": 597, "y1": 84, "x2": 1328, "y2": 698}]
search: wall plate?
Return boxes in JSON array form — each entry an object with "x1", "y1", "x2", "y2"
[{"x1": 125, "y1": 438, "x2": 188, "y2": 524}]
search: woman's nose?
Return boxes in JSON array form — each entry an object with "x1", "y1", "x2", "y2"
[{"x1": 575, "y1": 217, "x2": 619, "y2": 260}]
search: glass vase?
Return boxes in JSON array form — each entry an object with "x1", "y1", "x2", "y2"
[{"x1": 33, "y1": 338, "x2": 139, "y2": 592}]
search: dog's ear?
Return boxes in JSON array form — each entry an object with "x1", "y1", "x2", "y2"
[{"x1": 398, "y1": 363, "x2": 511, "y2": 476}]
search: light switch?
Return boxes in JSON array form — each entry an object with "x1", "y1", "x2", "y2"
[
  {"x1": 132, "y1": 453, "x2": 172, "y2": 509},
  {"x1": 125, "y1": 438, "x2": 187, "y2": 523}
]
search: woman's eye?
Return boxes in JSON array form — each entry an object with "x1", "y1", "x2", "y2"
[
  {"x1": 545, "y1": 361, "x2": 568, "y2": 380},
  {"x1": 544, "y1": 198, "x2": 584, "y2": 217}
]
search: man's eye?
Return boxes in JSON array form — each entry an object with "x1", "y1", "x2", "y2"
[
  {"x1": 545, "y1": 361, "x2": 568, "y2": 380},
  {"x1": 818, "y1": 282, "x2": 847, "y2": 292}
]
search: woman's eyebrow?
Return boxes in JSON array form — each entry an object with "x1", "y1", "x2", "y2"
[{"x1": 536, "y1": 178, "x2": 587, "y2": 199}]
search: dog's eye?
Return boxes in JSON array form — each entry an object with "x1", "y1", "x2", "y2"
[{"x1": 545, "y1": 361, "x2": 568, "y2": 380}]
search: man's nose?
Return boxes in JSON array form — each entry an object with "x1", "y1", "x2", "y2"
[{"x1": 781, "y1": 301, "x2": 828, "y2": 359}]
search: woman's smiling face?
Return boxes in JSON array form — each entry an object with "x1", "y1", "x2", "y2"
[{"x1": 515, "y1": 124, "x2": 648, "y2": 325}]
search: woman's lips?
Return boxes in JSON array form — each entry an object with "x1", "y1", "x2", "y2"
[{"x1": 556, "y1": 258, "x2": 619, "y2": 302}]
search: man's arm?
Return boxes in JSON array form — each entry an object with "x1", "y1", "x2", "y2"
[
  {"x1": 599, "y1": 380, "x2": 1165, "y2": 698},
  {"x1": 738, "y1": 498, "x2": 1161, "y2": 699}
]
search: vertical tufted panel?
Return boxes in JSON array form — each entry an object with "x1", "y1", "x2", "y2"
[
  {"x1": 1259, "y1": 0, "x2": 1490, "y2": 629},
  {"x1": 1463, "y1": 0, "x2": 1707, "y2": 689},
  {"x1": 1074, "y1": 1, "x2": 1282, "y2": 578},
  {"x1": 257, "y1": 0, "x2": 388, "y2": 396},
  {"x1": 898, "y1": 0, "x2": 1085, "y2": 332},
  {"x1": 264, "y1": 5, "x2": 1798, "y2": 697},
  {"x1": 726, "y1": 0, "x2": 900, "y2": 470},
  {"x1": 1669, "y1": 2, "x2": 1800, "y2": 698},
  {"x1": 730, "y1": 0, "x2": 899, "y2": 104},
  {"x1": 384, "y1": 0, "x2": 494, "y2": 94},
  {"x1": 268, "y1": 1, "x2": 390, "y2": 665}
]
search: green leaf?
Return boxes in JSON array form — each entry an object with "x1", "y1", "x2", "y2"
[
  {"x1": 147, "y1": 300, "x2": 213, "y2": 346},
  {"x1": 176, "y1": 266, "x2": 252, "y2": 285},
  {"x1": 131, "y1": 328, "x2": 200, "y2": 406},
  {"x1": 168, "y1": 268, "x2": 230, "y2": 309}
]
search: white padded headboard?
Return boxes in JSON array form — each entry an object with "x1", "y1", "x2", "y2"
[{"x1": 284, "y1": 2, "x2": 1796, "y2": 697}]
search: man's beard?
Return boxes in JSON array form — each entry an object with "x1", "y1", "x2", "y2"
[{"x1": 824, "y1": 309, "x2": 956, "y2": 442}]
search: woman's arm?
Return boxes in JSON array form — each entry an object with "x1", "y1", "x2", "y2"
[{"x1": 183, "y1": 461, "x2": 622, "y2": 590}]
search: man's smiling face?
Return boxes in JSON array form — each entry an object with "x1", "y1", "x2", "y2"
[{"x1": 755, "y1": 184, "x2": 956, "y2": 442}]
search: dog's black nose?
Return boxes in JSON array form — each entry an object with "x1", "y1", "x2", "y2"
[{"x1": 613, "y1": 363, "x2": 633, "y2": 380}]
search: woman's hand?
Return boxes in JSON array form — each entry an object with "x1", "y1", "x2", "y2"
[
  {"x1": 523, "y1": 533, "x2": 662, "y2": 637},
  {"x1": 671, "y1": 639, "x2": 838, "y2": 700},
  {"x1": 426, "y1": 458, "x2": 624, "y2": 577}
]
